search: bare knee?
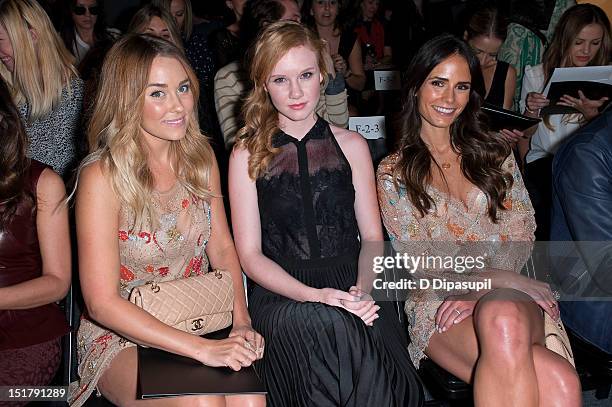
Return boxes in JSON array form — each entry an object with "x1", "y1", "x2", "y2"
[
  {"x1": 173, "y1": 395, "x2": 225, "y2": 407},
  {"x1": 202, "y1": 396, "x2": 231, "y2": 407},
  {"x1": 475, "y1": 300, "x2": 531, "y2": 358},
  {"x1": 226, "y1": 394, "x2": 266, "y2": 407}
]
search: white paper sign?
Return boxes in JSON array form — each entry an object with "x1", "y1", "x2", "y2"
[
  {"x1": 543, "y1": 65, "x2": 612, "y2": 96},
  {"x1": 374, "y1": 70, "x2": 401, "y2": 91},
  {"x1": 349, "y1": 116, "x2": 386, "y2": 140}
]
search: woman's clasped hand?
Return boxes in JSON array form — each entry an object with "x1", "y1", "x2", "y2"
[{"x1": 197, "y1": 332, "x2": 263, "y2": 371}]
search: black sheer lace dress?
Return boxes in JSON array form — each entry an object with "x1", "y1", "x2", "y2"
[{"x1": 250, "y1": 116, "x2": 423, "y2": 407}]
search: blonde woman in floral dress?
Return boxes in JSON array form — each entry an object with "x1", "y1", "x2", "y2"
[{"x1": 69, "y1": 34, "x2": 264, "y2": 407}]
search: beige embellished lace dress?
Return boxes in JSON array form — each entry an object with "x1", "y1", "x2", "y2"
[
  {"x1": 69, "y1": 182, "x2": 211, "y2": 406},
  {"x1": 377, "y1": 153, "x2": 536, "y2": 367}
]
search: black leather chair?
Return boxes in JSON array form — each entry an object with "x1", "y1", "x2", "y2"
[{"x1": 418, "y1": 359, "x2": 473, "y2": 407}]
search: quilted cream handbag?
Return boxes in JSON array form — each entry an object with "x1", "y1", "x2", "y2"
[
  {"x1": 129, "y1": 269, "x2": 234, "y2": 335},
  {"x1": 544, "y1": 313, "x2": 575, "y2": 367},
  {"x1": 525, "y1": 257, "x2": 575, "y2": 367}
]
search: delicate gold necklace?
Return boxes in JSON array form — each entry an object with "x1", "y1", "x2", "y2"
[
  {"x1": 425, "y1": 139, "x2": 455, "y2": 170},
  {"x1": 433, "y1": 156, "x2": 454, "y2": 170}
]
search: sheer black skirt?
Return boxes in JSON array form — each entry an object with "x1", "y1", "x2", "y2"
[{"x1": 249, "y1": 256, "x2": 423, "y2": 407}]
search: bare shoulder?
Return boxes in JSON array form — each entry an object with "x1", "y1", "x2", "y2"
[
  {"x1": 37, "y1": 168, "x2": 67, "y2": 206},
  {"x1": 77, "y1": 161, "x2": 118, "y2": 207},
  {"x1": 329, "y1": 124, "x2": 369, "y2": 159},
  {"x1": 229, "y1": 142, "x2": 250, "y2": 162},
  {"x1": 79, "y1": 161, "x2": 106, "y2": 188}
]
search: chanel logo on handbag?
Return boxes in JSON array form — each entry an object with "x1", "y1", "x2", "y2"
[
  {"x1": 214, "y1": 269, "x2": 223, "y2": 279},
  {"x1": 147, "y1": 281, "x2": 160, "y2": 293},
  {"x1": 192, "y1": 318, "x2": 205, "y2": 331}
]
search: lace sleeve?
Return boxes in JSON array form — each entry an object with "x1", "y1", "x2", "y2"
[
  {"x1": 503, "y1": 154, "x2": 536, "y2": 242},
  {"x1": 485, "y1": 154, "x2": 535, "y2": 272},
  {"x1": 376, "y1": 157, "x2": 421, "y2": 243}
]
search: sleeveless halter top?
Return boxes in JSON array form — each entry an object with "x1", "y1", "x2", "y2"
[{"x1": 256, "y1": 116, "x2": 360, "y2": 268}]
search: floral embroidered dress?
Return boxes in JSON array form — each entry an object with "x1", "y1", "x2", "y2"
[
  {"x1": 377, "y1": 153, "x2": 536, "y2": 367},
  {"x1": 69, "y1": 182, "x2": 211, "y2": 406}
]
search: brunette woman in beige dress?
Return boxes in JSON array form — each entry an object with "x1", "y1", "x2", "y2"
[{"x1": 377, "y1": 34, "x2": 581, "y2": 407}]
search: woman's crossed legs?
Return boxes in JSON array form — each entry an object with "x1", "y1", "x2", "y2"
[{"x1": 425, "y1": 288, "x2": 581, "y2": 407}]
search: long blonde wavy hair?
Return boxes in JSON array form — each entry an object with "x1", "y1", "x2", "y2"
[
  {"x1": 0, "y1": 0, "x2": 78, "y2": 121},
  {"x1": 236, "y1": 20, "x2": 328, "y2": 180},
  {"x1": 81, "y1": 34, "x2": 214, "y2": 229}
]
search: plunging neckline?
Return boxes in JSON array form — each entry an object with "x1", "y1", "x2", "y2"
[{"x1": 427, "y1": 183, "x2": 485, "y2": 214}]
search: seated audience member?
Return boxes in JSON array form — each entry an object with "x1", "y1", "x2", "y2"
[
  {"x1": 229, "y1": 20, "x2": 423, "y2": 406},
  {"x1": 377, "y1": 34, "x2": 581, "y2": 406},
  {"x1": 498, "y1": 0, "x2": 576, "y2": 111},
  {"x1": 552, "y1": 108, "x2": 612, "y2": 355},
  {"x1": 59, "y1": 0, "x2": 120, "y2": 154},
  {"x1": 464, "y1": 5, "x2": 516, "y2": 110},
  {"x1": 521, "y1": 3, "x2": 610, "y2": 240},
  {"x1": 58, "y1": 0, "x2": 120, "y2": 66},
  {"x1": 464, "y1": 5, "x2": 527, "y2": 147},
  {"x1": 0, "y1": 0, "x2": 83, "y2": 179},
  {"x1": 355, "y1": 0, "x2": 392, "y2": 70},
  {"x1": 68, "y1": 34, "x2": 264, "y2": 406},
  {"x1": 0, "y1": 76, "x2": 70, "y2": 399},
  {"x1": 153, "y1": 0, "x2": 225, "y2": 147},
  {"x1": 209, "y1": 0, "x2": 245, "y2": 73},
  {"x1": 127, "y1": 4, "x2": 183, "y2": 48},
  {"x1": 214, "y1": 0, "x2": 349, "y2": 150},
  {"x1": 151, "y1": 0, "x2": 193, "y2": 41},
  {"x1": 302, "y1": 0, "x2": 366, "y2": 96}
]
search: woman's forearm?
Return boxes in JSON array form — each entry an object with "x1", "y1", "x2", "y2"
[
  {"x1": 355, "y1": 241, "x2": 384, "y2": 294},
  {"x1": 0, "y1": 274, "x2": 69, "y2": 310},
  {"x1": 86, "y1": 295, "x2": 208, "y2": 359},
  {"x1": 241, "y1": 252, "x2": 320, "y2": 303}
]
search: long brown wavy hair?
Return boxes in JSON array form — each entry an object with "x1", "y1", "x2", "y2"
[
  {"x1": 0, "y1": 75, "x2": 34, "y2": 229},
  {"x1": 236, "y1": 21, "x2": 328, "y2": 179},
  {"x1": 542, "y1": 3, "x2": 611, "y2": 85},
  {"x1": 391, "y1": 34, "x2": 512, "y2": 222}
]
